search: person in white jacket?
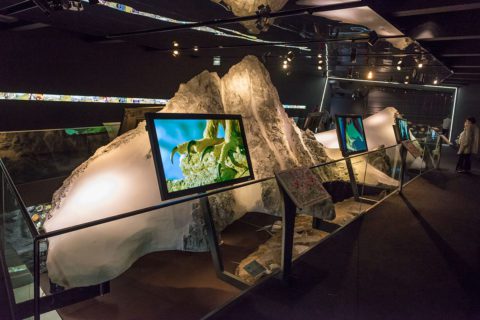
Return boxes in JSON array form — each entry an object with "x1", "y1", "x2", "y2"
[{"x1": 456, "y1": 117, "x2": 480, "y2": 173}]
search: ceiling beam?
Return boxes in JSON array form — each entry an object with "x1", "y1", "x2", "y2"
[
  {"x1": 419, "y1": 35, "x2": 480, "y2": 42},
  {"x1": 394, "y1": 3, "x2": 480, "y2": 17},
  {"x1": 441, "y1": 53, "x2": 480, "y2": 57},
  {"x1": 108, "y1": 1, "x2": 366, "y2": 38}
]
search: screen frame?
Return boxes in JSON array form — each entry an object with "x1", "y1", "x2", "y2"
[
  {"x1": 145, "y1": 112, "x2": 255, "y2": 200},
  {"x1": 394, "y1": 117, "x2": 410, "y2": 143},
  {"x1": 334, "y1": 114, "x2": 369, "y2": 157}
]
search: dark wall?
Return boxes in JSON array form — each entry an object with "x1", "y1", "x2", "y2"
[
  {"x1": 452, "y1": 84, "x2": 480, "y2": 140},
  {"x1": 324, "y1": 80, "x2": 455, "y2": 128},
  {"x1": 0, "y1": 28, "x2": 326, "y2": 131}
]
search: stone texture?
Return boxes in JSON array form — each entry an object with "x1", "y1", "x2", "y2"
[
  {"x1": 235, "y1": 214, "x2": 329, "y2": 284},
  {"x1": 44, "y1": 56, "x2": 338, "y2": 288},
  {"x1": 211, "y1": 0, "x2": 288, "y2": 33}
]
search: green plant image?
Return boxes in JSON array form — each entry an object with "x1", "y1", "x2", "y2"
[{"x1": 167, "y1": 119, "x2": 249, "y2": 192}]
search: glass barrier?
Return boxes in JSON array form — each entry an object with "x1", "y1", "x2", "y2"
[
  {"x1": 0, "y1": 141, "x2": 439, "y2": 319},
  {"x1": 353, "y1": 145, "x2": 402, "y2": 202},
  {"x1": 0, "y1": 124, "x2": 120, "y2": 187},
  {"x1": 1, "y1": 162, "x2": 36, "y2": 320}
]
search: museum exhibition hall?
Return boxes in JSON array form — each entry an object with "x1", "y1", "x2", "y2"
[{"x1": 1, "y1": 0, "x2": 480, "y2": 319}]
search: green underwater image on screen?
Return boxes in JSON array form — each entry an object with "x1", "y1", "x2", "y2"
[
  {"x1": 336, "y1": 115, "x2": 368, "y2": 155},
  {"x1": 397, "y1": 118, "x2": 410, "y2": 141},
  {"x1": 152, "y1": 117, "x2": 252, "y2": 194}
]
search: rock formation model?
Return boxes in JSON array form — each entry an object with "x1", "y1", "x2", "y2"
[
  {"x1": 44, "y1": 56, "x2": 404, "y2": 288},
  {"x1": 44, "y1": 56, "x2": 340, "y2": 288},
  {"x1": 210, "y1": 0, "x2": 288, "y2": 33}
]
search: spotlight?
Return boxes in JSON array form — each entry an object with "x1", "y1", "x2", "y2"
[
  {"x1": 282, "y1": 64, "x2": 288, "y2": 70},
  {"x1": 397, "y1": 65, "x2": 402, "y2": 71},
  {"x1": 397, "y1": 59, "x2": 403, "y2": 65},
  {"x1": 433, "y1": 79, "x2": 438, "y2": 85},
  {"x1": 368, "y1": 30, "x2": 378, "y2": 46},
  {"x1": 173, "y1": 41, "x2": 179, "y2": 47},
  {"x1": 317, "y1": 54, "x2": 322, "y2": 58},
  {"x1": 286, "y1": 51, "x2": 294, "y2": 62},
  {"x1": 318, "y1": 65, "x2": 323, "y2": 70},
  {"x1": 283, "y1": 60, "x2": 288, "y2": 65},
  {"x1": 418, "y1": 62, "x2": 423, "y2": 68},
  {"x1": 367, "y1": 71, "x2": 373, "y2": 79},
  {"x1": 318, "y1": 60, "x2": 323, "y2": 64},
  {"x1": 172, "y1": 49, "x2": 179, "y2": 57},
  {"x1": 193, "y1": 46, "x2": 199, "y2": 52}
]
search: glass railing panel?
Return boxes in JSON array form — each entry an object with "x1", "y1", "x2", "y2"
[
  {"x1": 404, "y1": 140, "x2": 425, "y2": 183},
  {"x1": 0, "y1": 124, "x2": 120, "y2": 186},
  {"x1": 1, "y1": 170, "x2": 35, "y2": 306},
  {"x1": 354, "y1": 145, "x2": 402, "y2": 202},
  {"x1": 39, "y1": 198, "x2": 242, "y2": 320},
  {"x1": 217, "y1": 180, "x2": 283, "y2": 285}
]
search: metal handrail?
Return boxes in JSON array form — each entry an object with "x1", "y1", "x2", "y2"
[
  {"x1": 32, "y1": 143, "x2": 401, "y2": 241},
  {"x1": 28, "y1": 143, "x2": 402, "y2": 319}
]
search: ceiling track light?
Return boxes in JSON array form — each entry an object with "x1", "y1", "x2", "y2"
[{"x1": 286, "y1": 51, "x2": 295, "y2": 62}]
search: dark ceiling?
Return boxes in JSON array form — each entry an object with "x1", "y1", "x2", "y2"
[{"x1": 0, "y1": 0, "x2": 479, "y2": 86}]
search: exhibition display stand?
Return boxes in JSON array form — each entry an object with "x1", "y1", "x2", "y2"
[{"x1": 0, "y1": 136, "x2": 441, "y2": 320}]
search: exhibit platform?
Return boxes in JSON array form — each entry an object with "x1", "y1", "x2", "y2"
[{"x1": 208, "y1": 148, "x2": 480, "y2": 319}]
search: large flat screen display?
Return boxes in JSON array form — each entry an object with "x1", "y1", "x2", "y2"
[
  {"x1": 395, "y1": 118, "x2": 410, "y2": 142},
  {"x1": 146, "y1": 113, "x2": 254, "y2": 200},
  {"x1": 335, "y1": 114, "x2": 368, "y2": 156}
]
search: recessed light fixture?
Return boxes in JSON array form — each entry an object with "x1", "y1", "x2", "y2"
[
  {"x1": 286, "y1": 51, "x2": 294, "y2": 62},
  {"x1": 367, "y1": 71, "x2": 373, "y2": 79},
  {"x1": 193, "y1": 46, "x2": 199, "y2": 52},
  {"x1": 318, "y1": 65, "x2": 323, "y2": 70},
  {"x1": 418, "y1": 62, "x2": 423, "y2": 68},
  {"x1": 433, "y1": 79, "x2": 438, "y2": 85},
  {"x1": 318, "y1": 60, "x2": 323, "y2": 64},
  {"x1": 173, "y1": 41, "x2": 179, "y2": 47},
  {"x1": 283, "y1": 64, "x2": 288, "y2": 70},
  {"x1": 397, "y1": 66, "x2": 402, "y2": 71},
  {"x1": 172, "y1": 49, "x2": 179, "y2": 56}
]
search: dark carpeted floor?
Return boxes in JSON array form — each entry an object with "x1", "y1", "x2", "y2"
[{"x1": 207, "y1": 148, "x2": 480, "y2": 320}]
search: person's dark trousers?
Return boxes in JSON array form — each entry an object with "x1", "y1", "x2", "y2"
[{"x1": 456, "y1": 153, "x2": 472, "y2": 171}]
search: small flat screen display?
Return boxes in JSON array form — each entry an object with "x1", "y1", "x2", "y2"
[
  {"x1": 396, "y1": 118, "x2": 410, "y2": 142},
  {"x1": 335, "y1": 114, "x2": 368, "y2": 156},
  {"x1": 146, "y1": 113, "x2": 254, "y2": 200}
]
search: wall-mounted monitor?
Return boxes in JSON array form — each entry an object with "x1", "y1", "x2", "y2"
[
  {"x1": 145, "y1": 113, "x2": 255, "y2": 200},
  {"x1": 335, "y1": 114, "x2": 368, "y2": 156},
  {"x1": 394, "y1": 118, "x2": 410, "y2": 143}
]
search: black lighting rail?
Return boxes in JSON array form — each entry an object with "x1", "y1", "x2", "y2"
[{"x1": 107, "y1": 1, "x2": 365, "y2": 38}]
